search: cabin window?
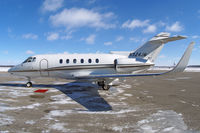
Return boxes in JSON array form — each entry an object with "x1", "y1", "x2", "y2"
[
  {"x1": 80, "y1": 59, "x2": 84, "y2": 63},
  {"x1": 73, "y1": 59, "x2": 77, "y2": 63},
  {"x1": 59, "y1": 59, "x2": 63, "y2": 64},
  {"x1": 88, "y1": 59, "x2": 92, "y2": 63},
  {"x1": 95, "y1": 59, "x2": 99, "y2": 63},
  {"x1": 66, "y1": 59, "x2": 69, "y2": 64}
]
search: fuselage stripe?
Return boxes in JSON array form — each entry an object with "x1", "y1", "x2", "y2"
[{"x1": 10, "y1": 64, "x2": 153, "y2": 73}]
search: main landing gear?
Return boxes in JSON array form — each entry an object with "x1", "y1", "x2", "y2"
[
  {"x1": 97, "y1": 81, "x2": 110, "y2": 90},
  {"x1": 26, "y1": 77, "x2": 32, "y2": 87}
]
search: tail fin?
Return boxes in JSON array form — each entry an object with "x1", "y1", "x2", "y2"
[{"x1": 129, "y1": 32, "x2": 186, "y2": 62}]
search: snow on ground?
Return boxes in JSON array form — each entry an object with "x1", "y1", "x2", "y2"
[
  {"x1": 42, "y1": 107, "x2": 139, "y2": 121},
  {"x1": 136, "y1": 110, "x2": 192, "y2": 133},
  {"x1": 0, "y1": 103, "x2": 42, "y2": 112},
  {"x1": 149, "y1": 67, "x2": 200, "y2": 72},
  {"x1": 0, "y1": 113, "x2": 15, "y2": 126},
  {"x1": 164, "y1": 77, "x2": 191, "y2": 81},
  {"x1": 185, "y1": 67, "x2": 200, "y2": 72},
  {"x1": 25, "y1": 120, "x2": 36, "y2": 125},
  {"x1": 50, "y1": 123, "x2": 70, "y2": 133},
  {"x1": 109, "y1": 110, "x2": 196, "y2": 133},
  {"x1": 0, "y1": 67, "x2": 11, "y2": 72},
  {"x1": 0, "y1": 77, "x2": 199, "y2": 132},
  {"x1": 49, "y1": 94, "x2": 76, "y2": 105},
  {"x1": 0, "y1": 86, "x2": 34, "y2": 98}
]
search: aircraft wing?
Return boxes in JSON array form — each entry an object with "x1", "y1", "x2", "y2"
[{"x1": 76, "y1": 42, "x2": 194, "y2": 79}]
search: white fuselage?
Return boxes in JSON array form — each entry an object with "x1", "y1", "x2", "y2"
[{"x1": 8, "y1": 53, "x2": 154, "y2": 80}]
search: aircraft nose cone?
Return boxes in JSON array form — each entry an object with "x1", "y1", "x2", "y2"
[
  {"x1": 8, "y1": 67, "x2": 15, "y2": 73},
  {"x1": 8, "y1": 67, "x2": 12, "y2": 73}
]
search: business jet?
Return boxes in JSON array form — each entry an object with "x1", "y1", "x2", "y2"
[{"x1": 8, "y1": 32, "x2": 194, "y2": 90}]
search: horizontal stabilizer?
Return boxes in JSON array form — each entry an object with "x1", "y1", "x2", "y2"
[{"x1": 149, "y1": 33, "x2": 187, "y2": 44}]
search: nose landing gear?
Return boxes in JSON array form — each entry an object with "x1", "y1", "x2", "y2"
[
  {"x1": 26, "y1": 77, "x2": 32, "y2": 87},
  {"x1": 26, "y1": 82, "x2": 32, "y2": 87}
]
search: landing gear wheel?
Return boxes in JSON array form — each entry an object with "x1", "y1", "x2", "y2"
[
  {"x1": 26, "y1": 82, "x2": 32, "y2": 88},
  {"x1": 102, "y1": 84, "x2": 110, "y2": 90},
  {"x1": 97, "y1": 81, "x2": 110, "y2": 90}
]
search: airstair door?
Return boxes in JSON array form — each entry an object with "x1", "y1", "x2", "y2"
[{"x1": 40, "y1": 59, "x2": 49, "y2": 76}]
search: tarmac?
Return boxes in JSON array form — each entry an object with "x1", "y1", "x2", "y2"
[{"x1": 0, "y1": 72, "x2": 200, "y2": 133}]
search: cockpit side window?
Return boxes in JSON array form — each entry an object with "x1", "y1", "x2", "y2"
[
  {"x1": 23, "y1": 57, "x2": 36, "y2": 63},
  {"x1": 32, "y1": 57, "x2": 36, "y2": 62},
  {"x1": 27, "y1": 58, "x2": 32, "y2": 62}
]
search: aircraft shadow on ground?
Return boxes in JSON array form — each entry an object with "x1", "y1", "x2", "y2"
[{"x1": 0, "y1": 82, "x2": 112, "y2": 111}]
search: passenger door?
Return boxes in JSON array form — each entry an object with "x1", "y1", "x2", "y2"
[{"x1": 40, "y1": 59, "x2": 49, "y2": 76}]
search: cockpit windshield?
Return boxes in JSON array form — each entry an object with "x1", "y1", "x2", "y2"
[{"x1": 23, "y1": 57, "x2": 36, "y2": 63}]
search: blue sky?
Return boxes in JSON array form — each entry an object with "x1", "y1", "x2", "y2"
[{"x1": 0, "y1": 0, "x2": 200, "y2": 65}]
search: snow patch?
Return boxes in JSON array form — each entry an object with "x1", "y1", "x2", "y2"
[
  {"x1": 147, "y1": 96, "x2": 153, "y2": 98},
  {"x1": 0, "y1": 86, "x2": 34, "y2": 98},
  {"x1": 185, "y1": 68, "x2": 200, "y2": 72},
  {"x1": 0, "y1": 67, "x2": 11, "y2": 72},
  {"x1": 124, "y1": 94, "x2": 133, "y2": 97},
  {"x1": 50, "y1": 123, "x2": 69, "y2": 132},
  {"x1": 43, "y1": 107, "x2": 138, "y2": 119},
  {"x1": 181, "y1": 89, "x2": 186, "y2": 92},
  {"x1": 180, "y1": 100, "x2": 187, "y2": 104},
  {"x1": 0, "y1": 113, "x2": 15, "y2": 126},
  {"x1": 25, "y1": 120, "x2": 36, "y2": 125},
  {"x1": 0, "y1": 103, "x2": 41, "y2": 112},
  {"x1": 149, "y1": 67, "x2": 200, "y2": 72},
  {"x1": 0, "y1": 131, "x2": 10, "y2": 133},
  {"x1": 164, "y1": 77, "x2": 191, "y2": 81},
  {"x1": 109, "y1": 87, "x2": 124, "y2": 96},
  {"x1": 112, "y1": 126, "x2": 123, "y2": 132},
  {"x1": 136, "y1": 110, "x2": 192, "y2": 133},
  {"x1": 49, "y1": 94, "x2": 76, "y2": 105},
  {"x1": 121, "y1": 84, "x2": 132, "y2": 88},
  {"x1": 192, "y1": 104, "x2": 199, "y2": 107}
]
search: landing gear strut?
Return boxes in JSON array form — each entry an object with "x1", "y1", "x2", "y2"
[{"x1": 97, "y1": 81, "x2": 110, "y2": 90}]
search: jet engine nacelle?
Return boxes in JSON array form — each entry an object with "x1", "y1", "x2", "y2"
[{"x1": 115, "y1": 58, "x2": 151, "y2": 73}]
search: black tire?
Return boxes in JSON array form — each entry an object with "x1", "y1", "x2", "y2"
[
  {"x1": 26, "y1": 82, "x2": 32, "y2": 88},
  {"x1": 102, "y1": 85, "x2": 110, "y2": 90}
]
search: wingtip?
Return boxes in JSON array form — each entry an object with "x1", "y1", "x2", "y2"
[{"x1": 170, "y1": 42, "x2": 195, "y2": 73}]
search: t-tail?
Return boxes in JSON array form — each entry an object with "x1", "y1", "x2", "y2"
[{"x1": 129, "y1": 32, "x2": 186, "y2": 62}]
